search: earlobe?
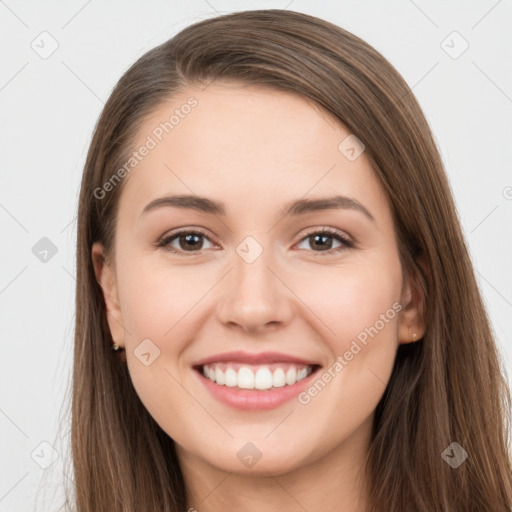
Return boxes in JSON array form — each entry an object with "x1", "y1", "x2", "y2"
[{"x1": 91, "y1": 242, "x2": 126, "y2": 349}]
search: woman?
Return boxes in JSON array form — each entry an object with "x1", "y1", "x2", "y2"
[{"x1": 69, "y1": 9, "x2": 512, "y2": 511}]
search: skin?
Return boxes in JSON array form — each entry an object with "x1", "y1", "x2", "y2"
[{"x1": 92, "y1": 82, "x2": 425, "y2": 512}]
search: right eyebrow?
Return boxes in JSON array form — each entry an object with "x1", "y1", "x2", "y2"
[{"x1": 140, "y1": 195, "x2": 225, "y2": 218}]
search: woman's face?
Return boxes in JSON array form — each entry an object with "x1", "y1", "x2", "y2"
[{"x1": 93, "y1": 82, "x2": 423, "y2": 476}]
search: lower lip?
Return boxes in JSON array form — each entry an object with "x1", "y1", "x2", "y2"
[{"x1": 194, "y1": 368, "x2": 319, "y2": 411}]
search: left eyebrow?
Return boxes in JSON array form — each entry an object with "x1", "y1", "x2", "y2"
[
  {"x1": 139, "y1": 194, "x2": 375, "y2": 222},
  {"x1": 280, "y1": 195, "x2": 375, "y2": 222}
]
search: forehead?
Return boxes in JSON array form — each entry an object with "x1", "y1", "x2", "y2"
[{"x1": 117, "y1": 82, "x2": 390, "y2": 223}]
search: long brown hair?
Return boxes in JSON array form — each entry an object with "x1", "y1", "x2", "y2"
[{"x1": 68, "y1": 9, "x2": 512, "y2": 511}]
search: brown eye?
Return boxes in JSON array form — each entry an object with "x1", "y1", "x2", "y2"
[
  {"x1": 307, "y1": 233, "x2": 334, "y2": 251},
  {"x1": 176, "y1": 233, "x2": 204, "y2": 251},
  {"x1": 158, "y1": 230, "x2": 216, "y2": 255},
  {"x1": 296, "y1": 229, "x2": 353, "y2": 255}
]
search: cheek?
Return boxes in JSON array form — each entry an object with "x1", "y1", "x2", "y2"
[
  {"x1": 116, "y1": 260, "x2": 201, "y2": 433},
  {"x1": 115, "y1": 257, "x2": 218, "y2": 421},
  {"x1": 294, "y1": 257, "x2": 402, "y2": 432},
  {"x1": 118, "y1": 256, "x2": 210, "y2": 346},
  {"x1": 301, "y1": 257, "x2": 402, "y2": 349}
]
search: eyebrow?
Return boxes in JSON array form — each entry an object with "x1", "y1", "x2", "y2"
[{"x1": 140, "y1": 194, "x2": 375, "y2": 222}]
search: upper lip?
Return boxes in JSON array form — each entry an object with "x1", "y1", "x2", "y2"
[{"x1": 192, "y1": 350, "x2": 321, "y2": 367}]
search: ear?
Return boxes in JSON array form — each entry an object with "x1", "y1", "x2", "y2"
[
  {"x1": 397, "y1": 254, "x2": 428, "y2": 345},
  {"x1": 91, "y1": 242, "x2": 126, "y2": 349}
]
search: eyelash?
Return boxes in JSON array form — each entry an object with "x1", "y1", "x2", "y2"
[{"x1": 156, "y1": 227, "x2": 355, "y2": 257}]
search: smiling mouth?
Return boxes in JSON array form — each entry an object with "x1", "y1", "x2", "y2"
[{"x1": 193, "y1": 362, "x2": 322, "y2": 391}]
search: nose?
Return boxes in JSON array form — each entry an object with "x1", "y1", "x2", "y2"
[{"x1": 216, "y1": 247, "x2": 294, "y2": 333}]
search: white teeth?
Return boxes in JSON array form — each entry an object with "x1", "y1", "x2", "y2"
[
  {"x1": 224, "y1": 368, "x2": 237, "y2": 387},
  {"x1": 215, "y1": 366, "x2": 225, "y2": 385},
  {"x1": 285, "y1": 367, "x2": 297, "y2": 386},
  {"x1": 254, "y1": 367, "x2": 273, "y2": 390},
  {"x1": 272, "y1": 368, "x2": 286, "y2": 388},
  {"x1": 200, "y1": 363, "x2": 314, "y2": 390},
  {"x1": 238, "y1": 367, "x2": 255, "y2": 389},
  {"x1": 297, "y1": 367, "x2": 308, "y2": 381}
]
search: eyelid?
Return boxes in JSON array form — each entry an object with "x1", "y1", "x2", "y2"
[{"x1": 298, "y1": 226, "x2": 354, "y2": 244}]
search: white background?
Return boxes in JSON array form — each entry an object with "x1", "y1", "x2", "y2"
[{"x1": 1, "y1": 0, "x2": 511, "y2": 510}]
